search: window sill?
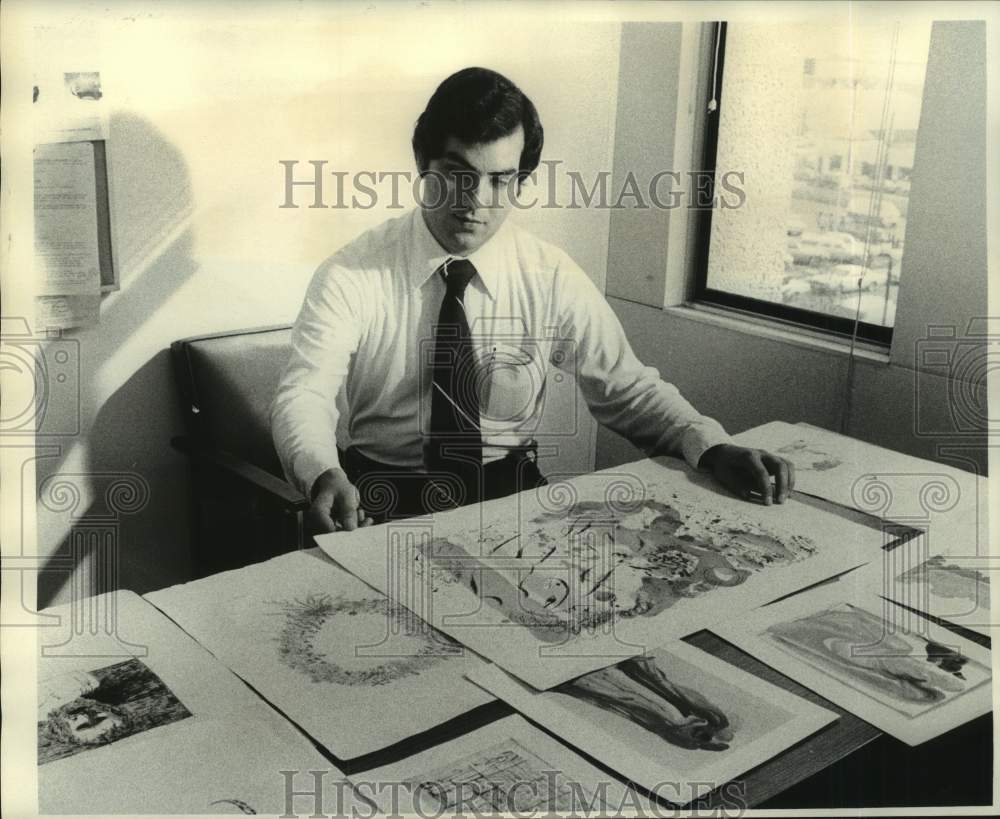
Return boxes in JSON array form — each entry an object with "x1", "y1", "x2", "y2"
[{"x1": 664, "y1": 302, "x2": 892, "y2": 364}]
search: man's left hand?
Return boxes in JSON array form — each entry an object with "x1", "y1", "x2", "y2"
[{"x1": 698, "y1": 443, "x2": 795, "y2": 505}]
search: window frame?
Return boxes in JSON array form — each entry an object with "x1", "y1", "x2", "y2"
[{"x1": 691, "y1": 21, "x2": 895, "y2": 347}]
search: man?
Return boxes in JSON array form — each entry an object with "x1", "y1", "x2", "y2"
[{"x1": 271, "y1": 67, "x2": 794, "y2": 535}]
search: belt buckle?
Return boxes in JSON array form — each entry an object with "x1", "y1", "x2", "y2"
[{"x1": 521, "y1": 438, "x2": 539, "y2": 463}]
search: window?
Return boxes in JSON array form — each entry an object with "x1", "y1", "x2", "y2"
[{"x1": 695, "y1": 20, "x2": 932, "y2": 343}]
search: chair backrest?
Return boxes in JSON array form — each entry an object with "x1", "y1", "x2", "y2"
[{"x1": 171, "y1": 326, "x2": 292, "y2": 477}]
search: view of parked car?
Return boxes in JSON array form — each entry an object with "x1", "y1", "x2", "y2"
[{"x1": 787, "y1": 230, "x2": 864, "y2": 265}]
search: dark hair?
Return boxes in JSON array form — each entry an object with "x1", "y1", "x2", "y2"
[{"x1": 412, "y1": 67, "x2": 544, "y2": 180}]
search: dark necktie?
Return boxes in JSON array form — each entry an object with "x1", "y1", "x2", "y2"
[{"x1": 426, "y1": 258, "x2": 483, "y2": 506}]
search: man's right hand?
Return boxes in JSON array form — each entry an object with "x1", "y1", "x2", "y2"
[{"x1": 307, "y1": 468, "x2": 374, "y2": 534}]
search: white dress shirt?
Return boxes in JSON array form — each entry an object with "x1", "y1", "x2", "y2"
[{"x1": 271, "y1": 208, "x2": 731, "y2": 498}]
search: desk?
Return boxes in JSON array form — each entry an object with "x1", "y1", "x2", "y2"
[
  {"x1": 140, "y1": 423, "x2": 991, "y2": 810},
  {"x1": 292, "y1": 614, "x2": 990, "y2": 810},
  {"x1": 330, "y1": 624, "x2": 887, "y2": 809}
]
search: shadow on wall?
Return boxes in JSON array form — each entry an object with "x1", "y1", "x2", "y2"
[{"x1": 36, "y1": 111, "x2": 198, "y2": 609}]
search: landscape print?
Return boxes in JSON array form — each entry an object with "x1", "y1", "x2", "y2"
[
  {"x1": 764, "y1": 601, "x2": 991, "y2": 717},
  {"x1": 38, "y1": 658, "x2": 192, "y2": 765},
  {"x1": 38, "y1": 704, "x2": 361, "y2": 815},
  {"x1": 716, "y1": 583, "x2": 994, "y2": 745}
]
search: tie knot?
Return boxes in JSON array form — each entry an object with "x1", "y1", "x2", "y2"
[{"x1": 441, "y1": 259, "x2": 477, "y2": 296}]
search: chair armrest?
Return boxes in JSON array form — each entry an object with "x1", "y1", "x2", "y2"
[{"x1": 171, "y1": 436, "x2": 309, "y2": 512}]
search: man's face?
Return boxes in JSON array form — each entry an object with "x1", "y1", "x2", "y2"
[{"x1": 420, "y1": 126, "x2": 525, "y2": 256}]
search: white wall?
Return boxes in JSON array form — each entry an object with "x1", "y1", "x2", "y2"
[
  {"x1": 889, "y1": 20, "x2": 989, "y2": 366},
  {"x1": 29, "y1": 3, "x2": 621, "y2": 605}
]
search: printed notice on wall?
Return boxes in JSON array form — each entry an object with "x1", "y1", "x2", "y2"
[
  {"x1": 35, "y1": 295, "x2": 101, "y2": 331},
  {"x1": 34, "y1": 141, "x2": 101, "y2": 329},
  {"x1": 35, "y1": 142, "x2": 101, "y2": 294}
]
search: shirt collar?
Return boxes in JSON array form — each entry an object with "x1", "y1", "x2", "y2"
[{"x1": 408, "y1": 208, "x2": 504, "y2": 301}]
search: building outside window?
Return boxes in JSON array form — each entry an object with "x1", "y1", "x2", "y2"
[{"x1": 699, "y1": 20, "x2": 932, "y2": 340}]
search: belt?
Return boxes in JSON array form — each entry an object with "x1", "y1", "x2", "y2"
[
  {"x1": 340, "y1": 439, "x2": 544, "y2": 521},
  {"x1": 340, "y1": 439, "x2": 539, "y2": 477}
]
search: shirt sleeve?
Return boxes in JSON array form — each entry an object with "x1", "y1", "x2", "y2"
[
  {"x1": 550, "y1": 255, "x2": 731, "y2": 470},
  {"x1": 270, "y1": 259, "x2": 365, "y2": 498}
]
